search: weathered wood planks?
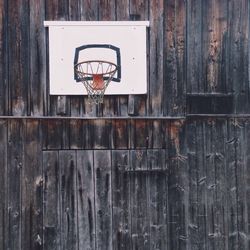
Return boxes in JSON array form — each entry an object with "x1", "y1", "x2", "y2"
[
  {"x1": 22, "y1": 120, "x2": 43, "y2": 250},
  {"x1": 0, "y1": 1, "x2": 249, "y2": 116},
  {"x1": 0, "y1": 121, "x2": 7, "y2": 250},
  {"x1": 7, "y1": 120, "x2": 25, "y2": 250},
  {"x1": 77, "y1": 150, "x2": 96, "y2": 250},
  {"x1": 43, "y1": 151, "x2": 61, "y2": 250},
  {"x1": 0, "y1": 118, "x2": 250, "y2": 249},
  {"x1": 0, "y1": 0, "x2": 250, "y2": 250}
]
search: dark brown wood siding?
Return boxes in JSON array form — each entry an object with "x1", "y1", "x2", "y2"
[
  {"x1": 0, "y1": 1, "x2": 250, "y2": 250},
  {"x1": 1, "y1": 0, "x2": 249, "y2": 116}
]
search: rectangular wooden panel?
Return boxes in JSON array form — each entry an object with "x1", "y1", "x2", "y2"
[
  {"x1": 147, "y1": 149, "x2": 168, "y2": 250},
  {"x1": 43, "y1": 151, "x2": 61, "y2": 250},
  {"x1": 167, "y1": 120, "x2": 188, "y2": 250},
  {"x1": 59, "y1": 150, "x2": 78, "y2": 250},
  {"x1": 195, "y1": 120, "x2": 208, "y2": 250},
  {"x1": 0, "y1": 0, "x2": 8, "y2": 115},
  {"x1": 0, "y1": 121, "x2": 7, "y2": 250},
  {"x1": 76, "y1": 150, "x2": 95, "y2": 250},
  {"x1": 22, "y1": 120, "x2": 43, "y2": 250},
  {"x1": 69, "y1": 120, "x2": 83, "y2": 149},
  {"x1": 147, "y1": 120, "x2": 164, "y2": 149},
  {"x1": 213, "y1": 120, "x2": 227, "y2": 250},
  {"x1": 43, "y1": 120, "x2": 63, "y2": 150},
  {"x1": 202, "y1": 0, "x2": 228, "y2": 93},
  {"x1": 7, "y1": 120, "x2": 24, "y2": 250},
  {"x1": 112, "y1": 150, "x2": 131, "y2": 250},
  {"x1": 129, "y1": 150, "x2": 150, "y2": 250},
  {"x1": 228, "y1": 0, "x2": 249, "y2": 113},
  {"x1": 226, "y1": 118, "x2": 238, "y2": 249},
  {"x1": 93, "y1": 120, "x2": 112, "y2": 149},
  {"x1": 8, "y1": 0, "x2": 29, "y2": 115},
  {"x1": 29, "y1": 0, "x2": 46, "y2": 115},
  {"x1": 204, "y1": 119, "x2": 224, "y2": 250},
  {"x1": 187, "y1": 94, "x2": 234, "y2": 114},
  {"x1": 130, "y1": 120, "x2": 149, "y2": 149},
  {"x1": 113, "y1": 120, "x2": 129, "y2": 149},
  {"x1": 164, "y1": 0, "x2": 186, "y2": 116},
  {"x1": 186, "y1": 0, "x2": 203, "y2": 93},
  {"x1": 234, "y1": 119, "x2": 249, "y2": 249},
  {"x1": 94, "y1": 150, "x2": 112, "y2": 250},
  {"x1": 186, "y1": 119, "x2": 199, "y2": 249},
  {"x1": 243, "y1": 120, "x2": 250, "y2": 249}
]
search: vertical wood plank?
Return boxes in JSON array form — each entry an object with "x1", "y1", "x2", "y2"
[
  {"x1": 76, "y1": 150, "x2": 95, "y2": 250},
  {"x1": 235, "y1": 119, "x2": 248, "y2": 249},
  {"x1": 45, "y1": 0, "x2": 69, "y2": 20},
  {"x1": 204, "y1": 119, "x2": 228, "y2": 250},
  {"x1": 59, "y1": 150, "x2": 78, "y2": 250},
  {"x1": 147, "y1": 120, "x2": 163, "y2": 149},
  {"x1": 167, "y1": 120, "x2": 188, "y2": 250},
  {"x1": 93, "y1": 120, "x2": 112, "y2": 149},
  {"x1": 29, "y1": 0, "x2": 46, "y2": 115},
  {"x1": 69, "y1": 0, "x2": 80, "y2": 20},
  {"x1": 94, "y1": 150, "x2": 112, "y2": 250},
  {"x1": 114, "y1": 120, "x2": 129, "y2": 149},
  {"x1": 82, "y1": 120, "x2": 94, "y2": 149},
  {"x1": 79, "y1": 0, "x2": 98, "y2": 21},
  {"x1": 43, "y1": 151, "x2": 61, "y2": 250},
  {"x1": 164, "y1": 0, "x2": 186, "y2": 116},
  {"x1": 196, "y1": 120, "x2": 208, "y2": 250},
  {"x1": 202, "y1": 0, "x2": 228, "y2": 93},
  {"x1": 204, "y1": 119, "x2": 216, "y2": 250},
  {"x1": 147, "y1": 149, "x2": 168, "y2": 250},
  {"x1": 228, "y1": 0, "x2": 249, "y2": 113},
  {"x1": 69, "y1": 120, "x2": 83, "y2": 149},
  {"x1": 226, "y1": 118, "x2": 238, "y2": 250},
  {"x1": 21, "y1": 120, "x2": 43, "y2": 250},
  {"x1": 7, "y1": 120, "x2": 24, "y2": 250},
  {"x1": 186, "y1": 0, "x2": 203, "y2": 93},
  {"x1": 0, "y1": 0, "x2": 8, "y2": 115},
  {"x1": 148, "y1": 0, "x2": 164, "y2": 115},
  {"x1": 61, "y1": 120, "x2": 70, "y2": 149},
  {"x1": 213, "y1": 119, "x2": 228, "y2": 250},
  {"x1": 130, "y1": 120, "x2": 149, "y2": 149},
  {"x1": 112, "y1": 150, "x2": 131, "y2": 250},
  {"x1": 8, "y1": 0, "x2": 29, "y2": 115},
  {"x1": 0, "y1": 121, "x2": 7, "y2": 250},
  {"x1": 243, "y1": 119, "x2": 250, "y2": 249},
  {"x1": 130, "y1": 150, "x2": 150, "y2": 250},
  {"x1": 45, "y1": 120, "x2": 63, "y2": 150},
  {"x1": 187, "y1": 119, "x2": 199, "y2": 250}
]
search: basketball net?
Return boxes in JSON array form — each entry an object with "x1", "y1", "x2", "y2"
[{"x1": 75, "y1": 61, "x2": 117, "y2": 104}]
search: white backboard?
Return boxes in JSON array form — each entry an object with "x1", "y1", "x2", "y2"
[{"x1": 44, "y1": 21, "x2": 149, "y2": 95}]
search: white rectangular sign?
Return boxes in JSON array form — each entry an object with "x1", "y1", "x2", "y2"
[{"x1": 44, "y1": 21, "x2": 149, "y2": 95}]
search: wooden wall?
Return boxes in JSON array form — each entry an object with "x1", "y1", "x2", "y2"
[
  {"x1": 0, "y1": 118, "x2": 250, "y2": 250},
  {"x1": 0, "y1": 0, "x2": 249, "y2": 117},
  {"x1": 0, "y1": 0, "x2": 250, "y2": 250}
]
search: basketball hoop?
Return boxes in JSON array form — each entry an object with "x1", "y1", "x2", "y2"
[{"x1": 74, "y1": 60, "x2": 118, "y2": 104}]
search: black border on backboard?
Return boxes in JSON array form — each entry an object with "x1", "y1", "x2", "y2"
[{"x1": 74, "y1": 44, "x2": 121, "y2": 82}]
